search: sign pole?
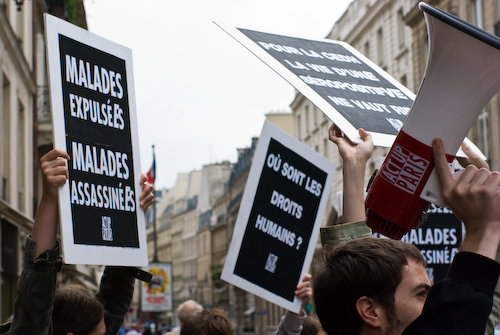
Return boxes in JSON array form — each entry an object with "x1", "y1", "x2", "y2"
[{"x1": 152, "y1": 144, "x2": 159, "y2": 263}]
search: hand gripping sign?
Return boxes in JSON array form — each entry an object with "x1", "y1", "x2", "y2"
[
  {"x1": 45, "y1": 14, "x2": 148, "y2": 265},
  {"x1": 222, "y1": 121, "x2": 334, "y2": 313}
]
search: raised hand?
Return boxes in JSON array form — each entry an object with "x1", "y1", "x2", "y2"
[
  {"x1": 40, "y1": 149, "x2": 70, "y2": 199},
  {"x1": 433, "y1": 138, "x2": 500, "y2": 260},
  {"x1": 139, "y1": 173, "x2": 154, "y2": 212}
]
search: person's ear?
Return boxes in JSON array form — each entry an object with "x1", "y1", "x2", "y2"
[{"x1": 356, "y1": 296, "x2": 383, "y2": 328}]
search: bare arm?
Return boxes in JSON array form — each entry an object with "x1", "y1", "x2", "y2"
[
  {"x1": 329, "y1": 124, "x2": 373, "y2": 223},
  {"x1": 32, "y1": 149, "x2": 70, "y2": 259},
  {"x1": 433, "y1": 138, "x2": 500, "y2": 260}
]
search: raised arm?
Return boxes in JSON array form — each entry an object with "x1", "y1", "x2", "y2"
[
  {"x1": 32, "y1": 149, "x2": 70, "y2": 259},
  {"x1": 329, "y1": 124, "x2": 373, "y2": 223},
  {"x1": 433, "y1": 138, "x2": 500, "y2": 259},
  {"x1": 273, "y1": 274, "x2": 312, "y2": 335},
  {"x1": 98, "y1": 173, "x2": 154, "y2": 335}
]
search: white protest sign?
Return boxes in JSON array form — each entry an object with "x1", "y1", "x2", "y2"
[
  {"x1": 222, "y1": 121, "x2": 335, "y2": 313},
  {"x1": 215, "y1": 22, "x2": 414, "y2": 147},
  {"x1": 45, "y1": 14, "x2": 148, "y2": 266},
  {"x1": 215, "y1": 22, "x2": 484, "y2": 160}
]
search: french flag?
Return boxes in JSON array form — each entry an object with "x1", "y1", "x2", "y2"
[{"x1": 146, "y1": 154, "x2": 156, "y2": 185}]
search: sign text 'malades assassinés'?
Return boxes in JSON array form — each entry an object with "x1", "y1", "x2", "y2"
[{"x1": 60, "y1": 35, "x2": 139, "y2": 248}]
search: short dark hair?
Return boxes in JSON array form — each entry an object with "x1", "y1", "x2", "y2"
[
  {"x1": 181, "y1": 308, "x2": 233, "y2": 335},
  {"x1": 52, "y1": 285, "x2": 105, "y2": 335},
  {"x1": 313, "y1": 237, "x2": 425, "y2": 335}
]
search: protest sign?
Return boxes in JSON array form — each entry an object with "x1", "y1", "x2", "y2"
[
  {"x1": 374, "y1": 203, "x2": 463, "y2": 282},
  {"x1": 215, "y1": 22, "x2": 415, "y2": 147},
  {"x1": 44, "y1": 14, "x2": 148, "y2": 265},
  {"x1": 222, "y1": 121, "x2": 335, "y2": 313},
  {"x1": 142, "y1": 263, "x2": 173, "y2": 312},
  {"x1": 215, "y1": 23, "x2": 484, "y2": 158}
]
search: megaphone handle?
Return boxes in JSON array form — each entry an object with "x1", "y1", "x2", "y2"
[{"x1": 420, "y1": 165, "x2": 464, "y2": 207}]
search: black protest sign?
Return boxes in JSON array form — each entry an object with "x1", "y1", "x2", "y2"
[
  {"x1": 222, "y1": 121, "x2": 335, "y2": 313},
  {"x1": 374, "y1": 204, "x2": 462, "y2": 282},
  {"x1": 404, "y1": 205, "x2": 462, "y2": 282},
  {"x1": 234, "y1": 138, "x2": 326, "y2": 301},
  {"x1": 45, "y1": 14, "x2": 147, "y2": 266},
  {"x1": 60, "y1": 35, "x2": 138, "y2": 247},
  {"x1": 216, "y1": 23, "x2": 415, "y2": 147}
]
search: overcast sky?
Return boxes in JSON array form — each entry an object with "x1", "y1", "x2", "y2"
[{"x1": 82, "y1": 0, "x2": 353, "y2": 189}]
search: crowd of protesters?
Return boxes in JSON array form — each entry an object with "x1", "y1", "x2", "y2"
[{"x1": 3, "y1": 117, "x2": 500, "y2": 335}]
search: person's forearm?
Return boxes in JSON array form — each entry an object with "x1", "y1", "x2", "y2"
[
  {"x1": 342, "y1": 159, "x2": 367, "y2": 223},
  {"x1": 31, "y1": 195, "x2": 58, "y2": 259},
  {"x1": 460, "y1": 226, "x2": 500, "y2": 261}
]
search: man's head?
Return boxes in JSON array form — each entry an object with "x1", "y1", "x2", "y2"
[
  {"x1": 314, "y1": 237, "x2": 430, "y2": 335},
  {"x1": 180, "y1": 308, "x2": 233, "y2": 335},
  {"x1": 177, "y1": 300, "x2": 203, "y2": 326},
  {"x1": 52, "y1": 285, "x2": 105, "y2": 335}
]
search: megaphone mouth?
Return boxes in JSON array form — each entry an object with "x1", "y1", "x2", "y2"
[
  {"x1": 365, "y1": 209, "x2": 409, "y2": 240},
  {"x1": 419, "y1": 2, "x2": 500, "y2": 49}
]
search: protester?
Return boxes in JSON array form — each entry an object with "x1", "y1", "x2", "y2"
[
  {"x1": 300, "y1": 317, "x2": 322, "y2": 335},
  {"x1": 118, "y1": 323, "x2": 130, "y2": 335},
  {"x1": 274, "y1": 274, "x2": 312, "y2": 335},
  {"x1": 6, "y1": 149, "x2": 154, "y2": 335},
  {"x1": 180, "y1": 309, "x2": 232, "y2": 335},
  {"x1": 126, "y1": 323, "x2": 143, "y2": 335},
  {"x1": 314, "y1": 124, "x2": 500, "y2": 335},
  {"x1": 166, "y1": 300, "x2": 203, "y2": 335}
]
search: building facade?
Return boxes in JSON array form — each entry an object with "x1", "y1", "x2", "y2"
[
  {"x1": 225, "y1": 137, "x2": 259, "y2": 335},
  {"x1": 0, "y1": 0, "x2": 89, "y2": 323},
  {"x1": 0, "y1": 0, "x2": 36, "y2": 321}
]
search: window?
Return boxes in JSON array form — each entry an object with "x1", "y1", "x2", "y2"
[
  {"x1": 305, "y1": 105, "x2": 310, "y2": 133},
  {"x1": 313, "y1": 106, "x2": 317, "y2": 128},
  {"x1": 400, "y1": 74, "x2": 407, "y2": 89},
  {"x1": 2, "y1": 75, "x2": 10, "y2": 202},
  {"x1": 397, "y1": 8, "x2": 405, "y2": 48},
  {"x1": 377, "y1": 28, "x2": 384, "y2": 65},
  {"x1": 323, "y1": 138, "x2": 328, "y2": 158},
  {"x1": 17, "y1": 100, "x2": 24, "y2": 211},
  {"x1": 296, "y1": 114, "x2": 301, "y2": 139},
  {"x1": 16, "y1": 5, "x2": 23, "y2": 44}
]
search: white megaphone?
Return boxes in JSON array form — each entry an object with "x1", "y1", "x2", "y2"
[{"x1": 365, "y1": 2, "x2": 500, "y2": 239}]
